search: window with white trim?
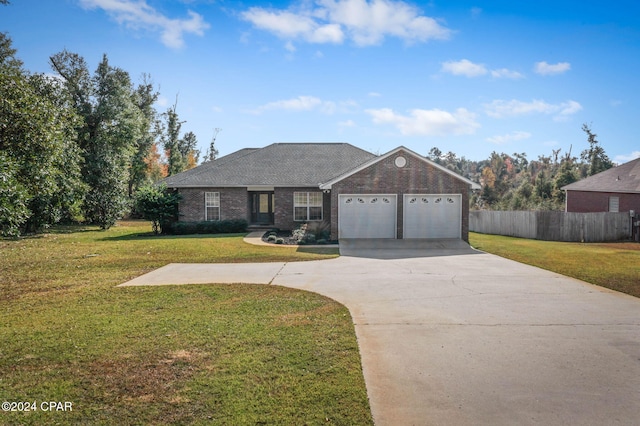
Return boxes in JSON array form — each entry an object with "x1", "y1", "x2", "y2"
[
  {"x1": 205, "y1": 192, "x2": 220, "y2": 221},
  {"x1": 294, "y1": 192, "x2": 323, "y2": 221}
]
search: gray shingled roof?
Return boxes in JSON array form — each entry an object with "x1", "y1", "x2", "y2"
[
  {"x1": 163, "y1": 143, "x2": 377, "y2": 188},
  {"x1": 561, "y1": 157, "x2": 640, "y2": 193}
]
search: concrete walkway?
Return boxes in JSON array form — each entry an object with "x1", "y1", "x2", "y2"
[{"x1": 120, "y1": 245, "x2": 640, "y2": 425}]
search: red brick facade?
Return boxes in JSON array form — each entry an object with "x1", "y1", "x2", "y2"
[
  {"x1": 273, "y1": 187, "x2": 331, "y2": 231},
  {"x1": 177, "y1": 186, "x2": 330, "y2": 230},
  {"x1": 177, "y1": 187, "x2": 249, "y2": 222},
  {"x1": 327, "y1": 150, "x2": 471, "y2": 241},
  {"x1": 175, "y1": 149, "x2": 475, "y2": 241},
  {"x1": 565, "y1": 190, "x2": 640, "y2": 213}
]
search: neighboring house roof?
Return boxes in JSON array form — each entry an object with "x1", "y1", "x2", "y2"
[
  {"x1": 319, "y1": 146, "x2": 482, "y2": 190},
  {"x1": 561, "y1": 157, "x2": 640, "y2": 194},
  {"x1": 163, "y1": 143, "x2": 376, "y2": 188}
]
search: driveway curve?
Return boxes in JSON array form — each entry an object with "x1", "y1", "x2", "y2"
[{"x1": 121, "y1": 247, "x2": 640, "y2": 425}]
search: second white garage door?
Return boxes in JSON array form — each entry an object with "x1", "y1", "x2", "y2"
[
  {"x1": 338, "y1": 194, "x2": 397, "y2": 238},
  {"x1": 403, "y1": 194, "x2": 461, "y2": 239}
]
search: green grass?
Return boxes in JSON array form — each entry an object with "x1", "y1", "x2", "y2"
[
  {"x1": 0, "y1": 221, "x2": 372, "y2": 425},
  {"x1": 469, "y1": 232, "x2": 640, "y2": 298}
]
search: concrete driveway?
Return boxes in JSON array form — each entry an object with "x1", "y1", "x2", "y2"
[{"x1": 121, "y1": 243, "x2": 640, "y2": 425}]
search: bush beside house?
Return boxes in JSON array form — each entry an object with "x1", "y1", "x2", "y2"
[{"x1": 163, "y1": 219, "x2": 248, "y2": 235}]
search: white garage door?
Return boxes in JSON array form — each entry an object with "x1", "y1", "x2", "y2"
[
  {"x1": 403, "y1": 194, "x2": 461, "y2": 239},
  {"x1": 339, "y1": 194, "x2": 397, "y2": 238}
]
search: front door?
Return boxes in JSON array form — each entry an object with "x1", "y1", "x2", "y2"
[{"x1": 251, "y1": 192, "x2": 274, "y2": 225}]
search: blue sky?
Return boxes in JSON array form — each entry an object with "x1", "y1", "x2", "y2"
[{"x1": 2, "y1": 0, "x2": 639, "y2": 163}]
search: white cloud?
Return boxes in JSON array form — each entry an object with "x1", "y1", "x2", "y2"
[
  {"x1": 366, "y1": 107, "x2": 479, "y2": 136},
  {"x1": 338, "y1": 119, "x2": 356, "y2": 127},
  {"x1": 484, "y1": 99, "x2": 582, "y2": 120},
  {"x1": 486, "y1": 131, "x2": 532, "y2": 145},
  {"x1": 285, "y1": 41, "x2": 297, "y2": 52},
  {"x1": 442, "y1": 60, "x2": 524, "y2": 79},
  {"x1": 241, "y1": 0, "x2": 451, "y2": 47},
  {"x1": 249, "y1": 95, "x2": 356, "y2": 115},
  {"x1": 555, "y1": 100, "x2": 583, "y2": 120},
  {"x1": 441, "y1": 59, "x2": 487, "y2": 77},
  {"x1": 368, "y1": 91, "x2": 382, "y2": 97},
  {"x1": 534, "y1": 61, "x2": 571, "y2": 75},
  {"x1": 79, "y1": 0, "x2": 209, "y2": 48},
  {"x1": 242, "y1": 8, "x2": 344, "y2": 44},
  {"x1": 614, "y1": 151, "x2": 640, "y2": 163},
  {"x1": 491, "y1": 68, "x2": 524, "y2": 79},
  {"x1": 252, "y1": 96, "x2": 323, "y2": 113}
]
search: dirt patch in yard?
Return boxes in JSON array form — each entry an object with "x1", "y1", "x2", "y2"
[{"x1": 592, "y1": 242, "x2": 640, "y2": 251}]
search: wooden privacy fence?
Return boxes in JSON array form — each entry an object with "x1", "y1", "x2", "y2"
[{"x1": 469, "y1": 211, "x2": 632, "y2": 242}]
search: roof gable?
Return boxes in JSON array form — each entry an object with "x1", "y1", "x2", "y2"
[
  {"x1": 319, "y1": 146, "x2": 481, "y2": 189},
  {"x1": 164, "y1": 143, "x2": 376, "y2": 188},
  {"x1": 561, "y1": 157, "x2": 640, "y2": 193}
]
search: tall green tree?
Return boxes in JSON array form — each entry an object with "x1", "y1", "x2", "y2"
[
  {"x1": 180, "y1": 131, "x2": 200, "y2": 169},
  {"x1": 0, "y1": 35, "x2": 83, "y2": 235},
  {"x1": 205, "y1": 128, "x2": 220, "y2": 162},
  {"x1": 161, "y1": 101, "x2": 186, "y2": 176},
  {"x1": 161, "y1": 100, "x2": 200, "y2": 175},
  {"x1": 51, "y1": 51, "x2": 143, "y2": 229},
  {"x1": 128, "y1": 74, "x2": 160, "y2": 195},
  {"x1": 580, "y1": 123, "x2": 614, "y2": 176}
]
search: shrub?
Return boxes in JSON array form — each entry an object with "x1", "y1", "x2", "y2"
[
  {"x1": 292, "y1": 223, "x2": 307, "y2": 244},
  {"x1": 133, "y1": 184, "x2": 181, "y2": 234},
  {"x1": 305, "y1": 221, "x2": 331, "y2": 241},
  {"x1": 275, "y1": 237, "x2": 284, "y2": 244},
  {"x1": 164, "y1": 219, "x2": 248, "y2": 235},
  {"x1": 267, "y1": 235, "x2": 277, "y2": 242}
]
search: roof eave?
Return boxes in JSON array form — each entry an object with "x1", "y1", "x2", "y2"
[
  {"x1": 563, "y1": 187, "x2": 640, "y2": 194},
  {"x1": 166, "y1": 183, "x2": 322, "y2": 189}
]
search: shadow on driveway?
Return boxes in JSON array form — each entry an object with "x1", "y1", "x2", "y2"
[{"x1": 338, "y1": 238, "x2": 482, "y2": 259}]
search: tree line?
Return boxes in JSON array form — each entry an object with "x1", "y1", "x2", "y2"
[
  {"x1": 426, "y1": 123, "x2": 614, "y2": 211},
  {"x1": 0, "y1": 32, "x2": 217, "y2": 237}
]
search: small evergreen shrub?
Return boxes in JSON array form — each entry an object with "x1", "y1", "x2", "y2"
[{"x1": 164, "y1": 219, "x2": 248, "y2": 235}]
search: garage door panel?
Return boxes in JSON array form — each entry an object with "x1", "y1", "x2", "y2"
[
  {"x1": 404, "y1": 194, "x2": 461, "y2": 239},
  {"x1": 339, "y1": 195, "x2": 396, "y2": 238}
]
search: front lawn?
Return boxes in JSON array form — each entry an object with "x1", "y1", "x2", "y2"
[
  {"x1": 469, "y1": 232, "x2": 640, "y2": 298},
  {"x1": 0, "y1": 221, "x2": 371, "y2": 425}
]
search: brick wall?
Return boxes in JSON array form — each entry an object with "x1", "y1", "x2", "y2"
[
  {"x1": 329, "y1": 151, "x2": 471, "y2": 241},
  {"x1": 566, "y1": 190, "x2": 640, "y2": 213},
  {"x1": 274, "y1": 187, "x2": 330, "y2": 231},
  {"x1": 177, "y1": 187, "x2": 248, "y2": 222}
]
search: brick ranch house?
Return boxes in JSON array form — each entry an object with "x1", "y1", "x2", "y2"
[
  {"x1": 163, "y1": 143, "x2": 480, "y2": 242},
  {"x1": 561, "y1": 157, "x2": 640, "y2": 214}
]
